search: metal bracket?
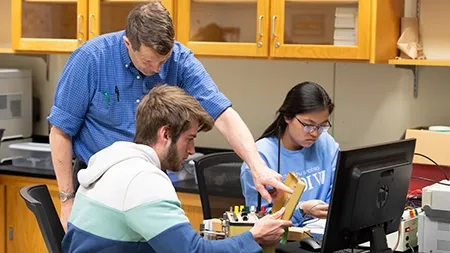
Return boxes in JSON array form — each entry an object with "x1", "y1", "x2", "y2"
[{"x1": 395, "y1": 65, "x2": 419, "y2": 98}]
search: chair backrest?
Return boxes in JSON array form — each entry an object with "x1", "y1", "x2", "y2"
[
  {"x1": 19, "y1": 184, "x2": 65, "y2": 253},
  {"x1": 194, "y1": 152, "x2": 245, "y2": 219}
]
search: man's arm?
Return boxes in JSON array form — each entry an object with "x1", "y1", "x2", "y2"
[
  {"x1": 47, "y1": 48, "x2": 96, "y2": 230},
  {"x1": 178, "y1": 51, "x2": 292, "y2": 203},
  {"x1": 215, "y1": 108, "x2": 292, "y2": 203},
  {"x1": 49, "y1": 126, "x2": 74, "y2": 231},
  {"x1": 124, "y1": 171, "x2": 291, "y2": 253}
]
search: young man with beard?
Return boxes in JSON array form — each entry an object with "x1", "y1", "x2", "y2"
[{"x1": 62, "y1": 85, "x2": 292, "y2": 253}]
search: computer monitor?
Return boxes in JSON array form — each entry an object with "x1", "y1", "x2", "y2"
[{"x1": 321, "y1": 138, "x2": 416, "y2": 253}]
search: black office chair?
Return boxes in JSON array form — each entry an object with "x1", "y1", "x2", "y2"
[
  {"x1": 19, "y1": 184, "x2": 65, "y2": 253},
  {"x1": 194, "y1": 152, "x2": 246, "y2": 219}
]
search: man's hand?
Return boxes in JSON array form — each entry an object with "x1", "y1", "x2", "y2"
[
  {"x1": 213, "y1": 108, "x2": 293, "y2": 203},
  {"x1": 60, "y1": 199, "x2": 74, "y2": 232},
  {"x1": 252, "y1": 164, "x2": 293, "y2": 204},
  {"x1": 300, "y1": 200, "x2": 328, "y2": 219},
  {"x1": 250, "y1": 207, "x2": 293, "y2": 246}
]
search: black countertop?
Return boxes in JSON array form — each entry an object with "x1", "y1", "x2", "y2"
[
  {"x1": 0, "y1": 164, "x2": 244, "y2": 198},
  {"x1": 0, "y1": 164, "x2": 56, "y2": 179},
  {"x1": 0, "y1": 163, "x2": 204, "y2": 194}
]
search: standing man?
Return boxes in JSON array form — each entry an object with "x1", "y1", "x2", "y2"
[{"x1": 48, "y1": 1, "x2": 291, "y2": 231}]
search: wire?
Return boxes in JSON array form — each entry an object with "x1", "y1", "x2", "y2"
[
  {"x1": 414, "y1": 153, "x2": 449, "y2": 180},
  {"x1": 411, "y1": 176, "x2": 450, "y2": 186},
  {"x1": 391, "y1": 223, "x2": 401, "y2": 252},
  {"x1": 303, "y1": 218, "x2": 320, "y2": 225},
  {"x1": 410, "y1": 245, "x2": 415, "y2": 253}
]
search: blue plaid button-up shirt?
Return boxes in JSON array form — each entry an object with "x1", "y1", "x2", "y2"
[{"x1": 48, "y1": 31, "x2": 231, "y2": 163}]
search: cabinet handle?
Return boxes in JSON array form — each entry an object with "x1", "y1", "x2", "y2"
[
  {"x1": 89, "y1": 14, "x2": 95, "y2": 36},
  {"x1": 77, "y1": 14, "x2": 84, "y2": 42},
  {"x1": 272, "y1": 15, "x2": 277, "y2": 37},
  {"x1": 8, "y1": 227, "x2": 13, "y2": 240},
  {"x1": 258, "y1": 15, "x2": 263, "y2": 37}
]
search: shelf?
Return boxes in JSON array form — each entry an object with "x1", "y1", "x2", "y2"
[
  {"x1": 193, "y1": 0, "x2": 357, "y2": 2},
  {"x1": 25, "y1": 0, "x2": 77, "y2": 2},
  {"x1": 0, "y1": 48, "x2": 14, "y2": 54},
  {"x1": 102, "y1": 0, "x2": 161, "y2": 2},
  {"x1": 192, "y1": 0, "x2": 256, "y2": 2},
  {"x1": 389, "y1": 59, "x2": 450, "y2": 67},
  {"x1": 286, "y1": 0, "x2": 358, "y2": 3}
]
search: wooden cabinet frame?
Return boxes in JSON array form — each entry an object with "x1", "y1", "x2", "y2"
[{"x1": 11, "y1": 0, "x2": 174, "y2": 53}]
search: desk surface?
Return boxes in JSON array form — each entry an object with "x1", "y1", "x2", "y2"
[
  {"x1": 275, "y1": 242, "x2": 418, "y2": 253},
  {"x1": 276, "y1": 242, "x2": 313, "y2": 253}
]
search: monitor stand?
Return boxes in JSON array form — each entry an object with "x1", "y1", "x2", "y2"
[{"x1": 369, "y1": 226, "x2": 393, "y2": 253}]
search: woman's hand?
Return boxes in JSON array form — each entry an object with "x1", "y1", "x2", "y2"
[{"x1": 300, "y1": 200, "x2": 328, "y2": 219}]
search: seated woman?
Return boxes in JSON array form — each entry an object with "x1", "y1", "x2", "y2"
[{"x1": 240, "y1": 81, "x2": 339, "y2": 227}]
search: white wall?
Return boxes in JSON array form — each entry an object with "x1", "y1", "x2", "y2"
[{"x1": 1, "y1": 53, "x2": 449, "y2": 150}]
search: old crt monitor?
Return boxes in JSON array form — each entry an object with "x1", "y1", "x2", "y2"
[{"x1": 321, "y1": 138, "x2": 416, "y2": 253}]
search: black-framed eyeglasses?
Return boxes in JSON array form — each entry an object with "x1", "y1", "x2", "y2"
[{"x1": 295, "y1": 117, "x2": 332, "y2": 134}]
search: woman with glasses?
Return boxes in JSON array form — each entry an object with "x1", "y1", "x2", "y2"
[{"x1": 240, "y1": 81, "x2": 339, "y2": 226}]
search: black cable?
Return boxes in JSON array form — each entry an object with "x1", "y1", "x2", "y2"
[
  {"x1": 411, "y1": 176, "x2": 450, "y2": 186},
  {"x1": 414, "y1": 152, "x2": 449, "y2": 180},
  {"x1": 277, "y1": 125, "x2": 281, "y2": 174}
]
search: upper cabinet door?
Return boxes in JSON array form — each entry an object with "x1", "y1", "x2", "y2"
[
  {"x1": 177, "y1": 0, "x2": 270, "y2": 57},
  {"x1": 12, "y1": 0, "x2": 88, "y2": 53},
  {"x1": 88, "y1": 0, "x2": 174, "y2": 39},
  {"x1": 270, "y1": 0, "x2": 371, "y2": 60}
]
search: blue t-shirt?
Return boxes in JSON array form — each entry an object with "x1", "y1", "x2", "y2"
[
  {"x1": 240, "y1": 132, "x2": 339, "y2": 226},
  {"x1": 47, "y1": 31, "x2": 231, "y2": 164}
]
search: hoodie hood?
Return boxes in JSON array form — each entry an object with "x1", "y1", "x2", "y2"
[{"x1": 78, "y1": 141, "x2": 161, "y2": 188}]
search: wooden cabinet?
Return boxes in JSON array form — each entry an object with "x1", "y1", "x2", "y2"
[
  {"x1": 11, "y1": 0, "x2": 174, "y2": 53},
  {"x1": 177, "y1": 0, "x2": 375, "y2": 60},
  {"x1": 0, "y1": 175, "x2": 60, "y2": 253},
  {"x1": 177, "y1": 192, "x2": 204, "y2": 231},
  {"x1": 177, "y1": 0, "x2": 270, "y2": 57},
  {"x1": 0, "y1": 0, "x2": 13, "y2": 53}
]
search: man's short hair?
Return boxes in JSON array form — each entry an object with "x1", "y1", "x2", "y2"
[
  {"x1": 125, "y1": 1, "x2": 174, "y2": 55},
  {"x1": 134, "y1": 85, "x2": 214, "y2": 145}
]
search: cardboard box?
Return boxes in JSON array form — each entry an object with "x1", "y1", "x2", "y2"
[{"x1": 405, "y1": 127, "x2": 450, "y2": 167}]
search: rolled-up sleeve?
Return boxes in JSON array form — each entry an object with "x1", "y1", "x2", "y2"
[
  {"x1": 47, "y1": 49, "x2": 96, "y2": 136},
  {"x1": 178, "y1": 52, "x2": 232, "y2": 120}
]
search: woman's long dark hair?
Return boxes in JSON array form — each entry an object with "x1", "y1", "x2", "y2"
[{"x1": 259, "y1": 81, "x2": 334, "y2": 140}]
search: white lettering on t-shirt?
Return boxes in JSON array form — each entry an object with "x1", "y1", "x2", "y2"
[{"x1": 299, "y1": 169, "x2": 326, "y2": 192}]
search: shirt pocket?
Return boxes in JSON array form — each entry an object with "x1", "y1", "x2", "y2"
[{"x1": 89, "y1": 91, "x2": 120, "y2": 127}]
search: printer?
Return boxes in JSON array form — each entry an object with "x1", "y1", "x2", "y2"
[
  {"x1": 418, "y1": 180, "x2": 450, "y2": 253},
  {"x1": 0, "y1": 69, "x2": 33, "y2": 163}
]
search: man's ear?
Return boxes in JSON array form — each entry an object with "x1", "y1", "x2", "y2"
[
  {"x1": 158, "y1": 125, "x2": 171, "y2": 144},
  {"x1": 123, "y1": 36, "x2": 132, "y2": 50}
]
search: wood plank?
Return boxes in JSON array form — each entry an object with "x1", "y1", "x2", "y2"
[
  {"x1": 389, "y1": 59, "x2": 450, "y2": 67},
  {"x1": 25, "y1": 0, "x2": 77, "y2": 2},
  {"x1": 369, "y1": 0, "x2": 404, "y2": 63},
  {"x1": 0, "y1": 48, "x2": 14, "y2": 54},
  {"x1": 192, "y1": 0, "x2": 357, "y2": 2},
  {"x1": 0, "y1": 185, "x2": 5, "y2": 253},
  {"x1": 286, "y1": 0, "x2": 357, "y2": 3},
  {"x1": 192, "y1": 0, "x2": 256, "y2": 3}
]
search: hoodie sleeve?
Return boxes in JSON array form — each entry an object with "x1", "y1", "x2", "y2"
[{"x1": 123, "y1": 170, "x2": 262, "y2": 253}]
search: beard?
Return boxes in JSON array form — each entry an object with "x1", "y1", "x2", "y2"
[{"x1": 160, "y1": 142, "x2": 182, "y2": 172}]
